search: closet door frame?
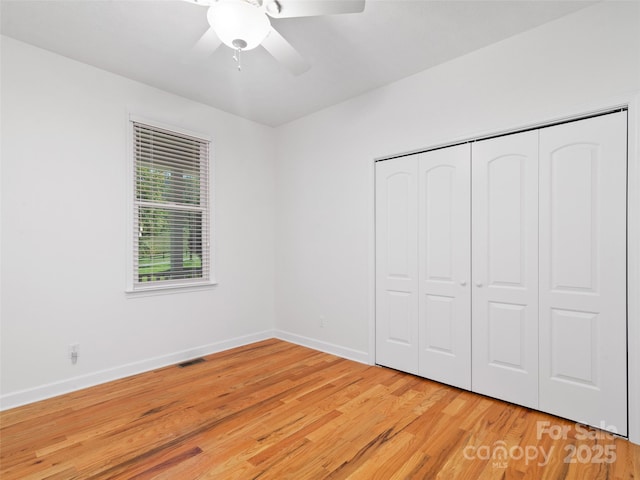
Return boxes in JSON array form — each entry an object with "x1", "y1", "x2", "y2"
[
  {"x1": 371, "y1": 95, "x2": 640, "y2": 445},
  {"x1": 625, "y1": 95, "x2": 640, "y2": 446}
]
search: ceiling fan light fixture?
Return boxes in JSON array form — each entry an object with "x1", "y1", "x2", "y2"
[{"x1": 207, "y1": 2, "x2": 271, "y2": 51}]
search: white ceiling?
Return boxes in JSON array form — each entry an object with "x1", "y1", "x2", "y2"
[{"x1": 1, "y1": 0, "x2": 595, "y2": 126}]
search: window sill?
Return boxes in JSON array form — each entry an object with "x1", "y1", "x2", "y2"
[{"x1": 125, "y1": 280, "x2": 218, "y2": 298}]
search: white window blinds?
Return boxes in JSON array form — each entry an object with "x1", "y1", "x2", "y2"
[{"x1": 132, "y1": 121, "x2": 211, "y2": 289}]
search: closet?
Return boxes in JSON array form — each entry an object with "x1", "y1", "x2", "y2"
[{"x1": 375, "y1": 111, "x2": 628, "y2": 435}]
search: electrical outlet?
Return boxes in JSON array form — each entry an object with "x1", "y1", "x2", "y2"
[
  {"x1": 69, "y1": 344, "x2": 80, "y2": 364},
  {"x1": 320, "y1": 315, "x2": 327, "y2": 328}
]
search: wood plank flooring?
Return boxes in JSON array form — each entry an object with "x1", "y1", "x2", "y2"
[{"x1": 1, "y1": 339, "x2": 639, "y2": 479}]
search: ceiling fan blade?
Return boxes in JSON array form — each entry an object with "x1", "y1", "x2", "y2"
[
  {"x1": 261, "y1": 27, "x2": 310, "y2": 75},
  {"x1": 266, "y1": 0, "x2": 365, "y2": 18},
  {"x1": 187, "y1": 27, "x2": 222, "y2": 61}
]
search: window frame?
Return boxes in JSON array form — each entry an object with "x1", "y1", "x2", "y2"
[{"x1": 126, "y1": 115, "x2": 216, "y2": 295}]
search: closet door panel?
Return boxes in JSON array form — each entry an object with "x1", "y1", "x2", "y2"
[
  {"x1": 418, "y1": 144, "x2": 471, "y2": 389},
  {"x1": 375, "y1": 156, "x2": 419, "y2": 374},
  {"x1": 472, "y1": 131, "x2": 539, "y2": 409},
  {"x1": 539, "y1": 112, "x2": 627, "y2": 436}
]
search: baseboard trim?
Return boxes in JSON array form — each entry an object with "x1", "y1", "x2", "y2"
[
  {"x1": 274, "y1": 330, "x2": 370, "y2": 365},
  {"x1": 0, "y1": 330, "x2": 275, "y2": 411}
]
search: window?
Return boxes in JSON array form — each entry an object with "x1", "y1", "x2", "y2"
[{"x1": 130, "y1": 120, "x2": 211, "y2": 291}]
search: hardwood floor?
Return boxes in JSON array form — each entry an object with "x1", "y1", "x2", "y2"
[{"x1": 1, "y1": 339, "x2": 639, "y2": 479}]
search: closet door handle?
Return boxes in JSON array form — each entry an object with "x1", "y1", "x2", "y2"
[
  {"x1": 459, "y1": 281, "x2": 467, "y2": 286},
  {"x1": 475, "y1": 282, "x2": 483, "y2": 287}
]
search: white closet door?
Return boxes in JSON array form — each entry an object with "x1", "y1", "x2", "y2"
[
  {"x1": 375, "y1": 156, "x2": 419, "y2": 374},
  {"x1": 418, "y1": 145, "x2": 471, "y2": 389},
  {"x1": 472, "y1": 131, "x2": 539, "y2": 409},
  {"x1": 539, "y1": 112, "x2": 627, "y2": 436}
]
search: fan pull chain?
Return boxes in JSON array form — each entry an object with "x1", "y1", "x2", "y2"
[
  {"x1": 233, "y1": 47, "x2": 242, "y2": 71},
  {"x1": 230, "y1": 39, "x2": 247, "y2": 72}
]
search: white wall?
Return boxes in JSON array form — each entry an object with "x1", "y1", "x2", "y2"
[
  {"x1": 274, "y1": 0, "x2": 640, "y2": 438},
  {"x1": 0, "y1": 36, "x2": 276, "y2": 407}
]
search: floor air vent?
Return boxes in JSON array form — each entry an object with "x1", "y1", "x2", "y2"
[{"x1": 178, "y1": 358, "x2": 205, "y2": 368}]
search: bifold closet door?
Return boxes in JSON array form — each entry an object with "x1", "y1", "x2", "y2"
[
  {"x1": 539, "y1": 111, "x2": 627, "y2": 436},
  {"x1": 471, "y1": 131, "x2": 539, "y2": 409},
  {"x1": 375, "y1": 156, "x2": 419, "y2": 374},
  {"x1": 418, "y1": 145, "x2": 471, "y2": 390}
]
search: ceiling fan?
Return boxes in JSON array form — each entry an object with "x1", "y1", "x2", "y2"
[{"x1": 184, "y1": 0, "x2": 366, "y2": 74}]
